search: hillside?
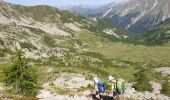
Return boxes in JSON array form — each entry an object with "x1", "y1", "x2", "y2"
[
  {"x1": 0, "y1": 0, "x2": 170, "y2": 99},
  {"x1": 0, "y1": 1, "x2": 129, "y2": 60},
  {"x1": 142, "y1": 18, "x2": 170, "y2": 44}
]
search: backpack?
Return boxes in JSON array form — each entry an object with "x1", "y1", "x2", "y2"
[
  {"x1": 97, "y1": 80, "x2": 105, "y2": 93},
  {"x1": 116, "y1": 79, "x2": 125, "y2": 94}
]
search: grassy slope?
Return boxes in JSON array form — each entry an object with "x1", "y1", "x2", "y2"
[{"x1": 93, "y1": 42, "x2": 170, "y2": 63}]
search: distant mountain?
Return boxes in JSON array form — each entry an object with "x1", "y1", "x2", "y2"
[
  {"x1": 106, "y1": 0, "x2": 170, "y2": 35},
  {"x1": 66, "y1": 0, "x2": 170, "y2": 36},
  {"x1": 61, "y1": 1, "x2": 121, "y2": 18}
]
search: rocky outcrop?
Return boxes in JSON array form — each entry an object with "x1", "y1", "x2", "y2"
[
  {"x1": 154, "y1": 67, "x2": 170, "y2": 76},
  {"x1": 124, "y1": 82, "x2": 169, "y2": 100}
]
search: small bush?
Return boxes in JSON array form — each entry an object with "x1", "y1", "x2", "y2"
[
  {"x1": 0, "y1": 49, "x2": 5, "y2": 57},
  {"x1": 43, "y1": 35, "x2": 56, "y2": 47},
  {"x1": 20, "y1": 42, "x2": 37, "y2": 51},
  {"x1": 87, "y1": 84, "x2": 93, "y2": 89},
  {"x1": 0, "y1": 38, "x2": 4, "y2": 45},
  {"x1": 81, "y1": 51, "x2": 105, "y2": 59},
  {"x1": 133, "y1": 69, "x2": 153, "y2": 92},
  {"x1": 28, "y1": 27, "x2": 45, "y2": 35}
]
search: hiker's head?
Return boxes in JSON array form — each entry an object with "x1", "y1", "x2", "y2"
[
  {"x1": 94, "y1": 77, "x2": 98, "y2": 83},
  {"x1": 107, "y1": 75, "x2": 116, "y2": 82}
]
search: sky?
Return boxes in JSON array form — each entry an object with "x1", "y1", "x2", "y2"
[{"x1": 5, "y1": 0, "x2": 129, "y2": 7}]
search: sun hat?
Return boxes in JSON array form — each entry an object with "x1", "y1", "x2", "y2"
[{"x1": 108, "y1": 75, "x2": 116, "y2": 82}]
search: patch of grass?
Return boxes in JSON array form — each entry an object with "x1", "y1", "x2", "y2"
[
  {"x1": 0, "y1": 63, "x2": 12, "y2": 82},
  {"x1": 87, "y1": 84, "x2": 93, "y2": 90},
  {"x1": 43, "y1": 35, "x2": 56, "y2": 47},
  {"x1": 53, "y1": 86, "x2": 75, "y2": 95},
  {"x1": 93, "y1": 42, "x2": 170, "y2": 64},
  {"x1": 0, "y1": 38, "x2": 4, "y2": 45},
  {"x1": 76, "y1": 31, "x2": 110, "y2": 47},
  {"x1": 161, "y1": 80, "x2": 170, "y2": 96},
  {"x1": 20, "y1": 42, "x2": 37, "y2": 51},
  {"x1": 27, "y1": 27, "x2": 45, "y2": 35},
  {"x1": 0, "y1": 49, "x2": 6, "y2": 57},
  {"x1": 13, "y1": 96, "x2": 38, "y2": 100},
  {"x1": 81, "y1": 51, "x2": 105, "y2": 59}
]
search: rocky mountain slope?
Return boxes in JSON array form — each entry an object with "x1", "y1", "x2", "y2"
[
  {"x1": 109, "y1": 0, "x2": 170, "y2": 35},
  {"x1": 67, "y1": 0, "x2": 170, "y2": 35}
]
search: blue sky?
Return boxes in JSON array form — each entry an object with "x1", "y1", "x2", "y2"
[{"x1": 5, "y1": 0, "x2": 128, "y2": 7}]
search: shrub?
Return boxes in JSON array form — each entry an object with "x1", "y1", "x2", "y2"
[
  {"x1": 133, "y1": 68, "x2": 153, "y2": 92},
  {"x1": 0, "y1": 49, "x2": 5, "y2": 57},
  {"x1": 3, "y1": 49, "x2": 39, "y2": 96},
  {"x1": 81, "y1": 51, "x2": 105, "y2": 59},
  {"x1": 0, "y1": 38, "x2": 4, "y2": 45},
  {"x1": 20, "y1": 42, "x2": 37, "y2": 51},
  {"x1": 43, "y1": 35, "x2": 56, "y2": 47},
  {"x1": 87, "y1": 84, "x2": 93, "y2": 89}
]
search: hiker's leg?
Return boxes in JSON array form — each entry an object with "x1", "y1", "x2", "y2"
[
  {"x1": 117, "y1": 94, "x2": 120, "y2": 100},
  {"x1": 95, "y1": 91, "x2": 99, "y2": 100},
  {"x1": 113, "y1": 90, "x2": 117, "y2": 100}
]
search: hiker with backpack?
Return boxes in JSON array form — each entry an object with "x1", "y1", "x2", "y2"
[
  {"x1": 116, "y1": 78, "x2": 125, "y2": 100},
  {"x1": 107, "y1": 76, "x2": 125, "y2": 100},
  {"x1": 93, "y1": 77, "x2": 106, "y2": 100},
  {"x1": 107, "y1": 75, "x2": 117, "y2": 100}
]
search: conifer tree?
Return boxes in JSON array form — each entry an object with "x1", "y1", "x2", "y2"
[{"x1": 3, "y1": 49, "x2": 38, "y2": 96}]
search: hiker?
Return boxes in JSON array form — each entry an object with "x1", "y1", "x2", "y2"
[
  {"x1": 116, "y1": 78, "x2": 125, "y2": 100},
  {"x1": 107, "y1": 75, "x2": 117, "y2": 100},
  {"x1": 93, "y1": 77, "x2": 106, "y2": 100}
]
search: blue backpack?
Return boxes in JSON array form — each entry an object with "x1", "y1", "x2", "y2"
[{"x1": 98, "y1": 80, "x2": 105, "y2": 93}]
